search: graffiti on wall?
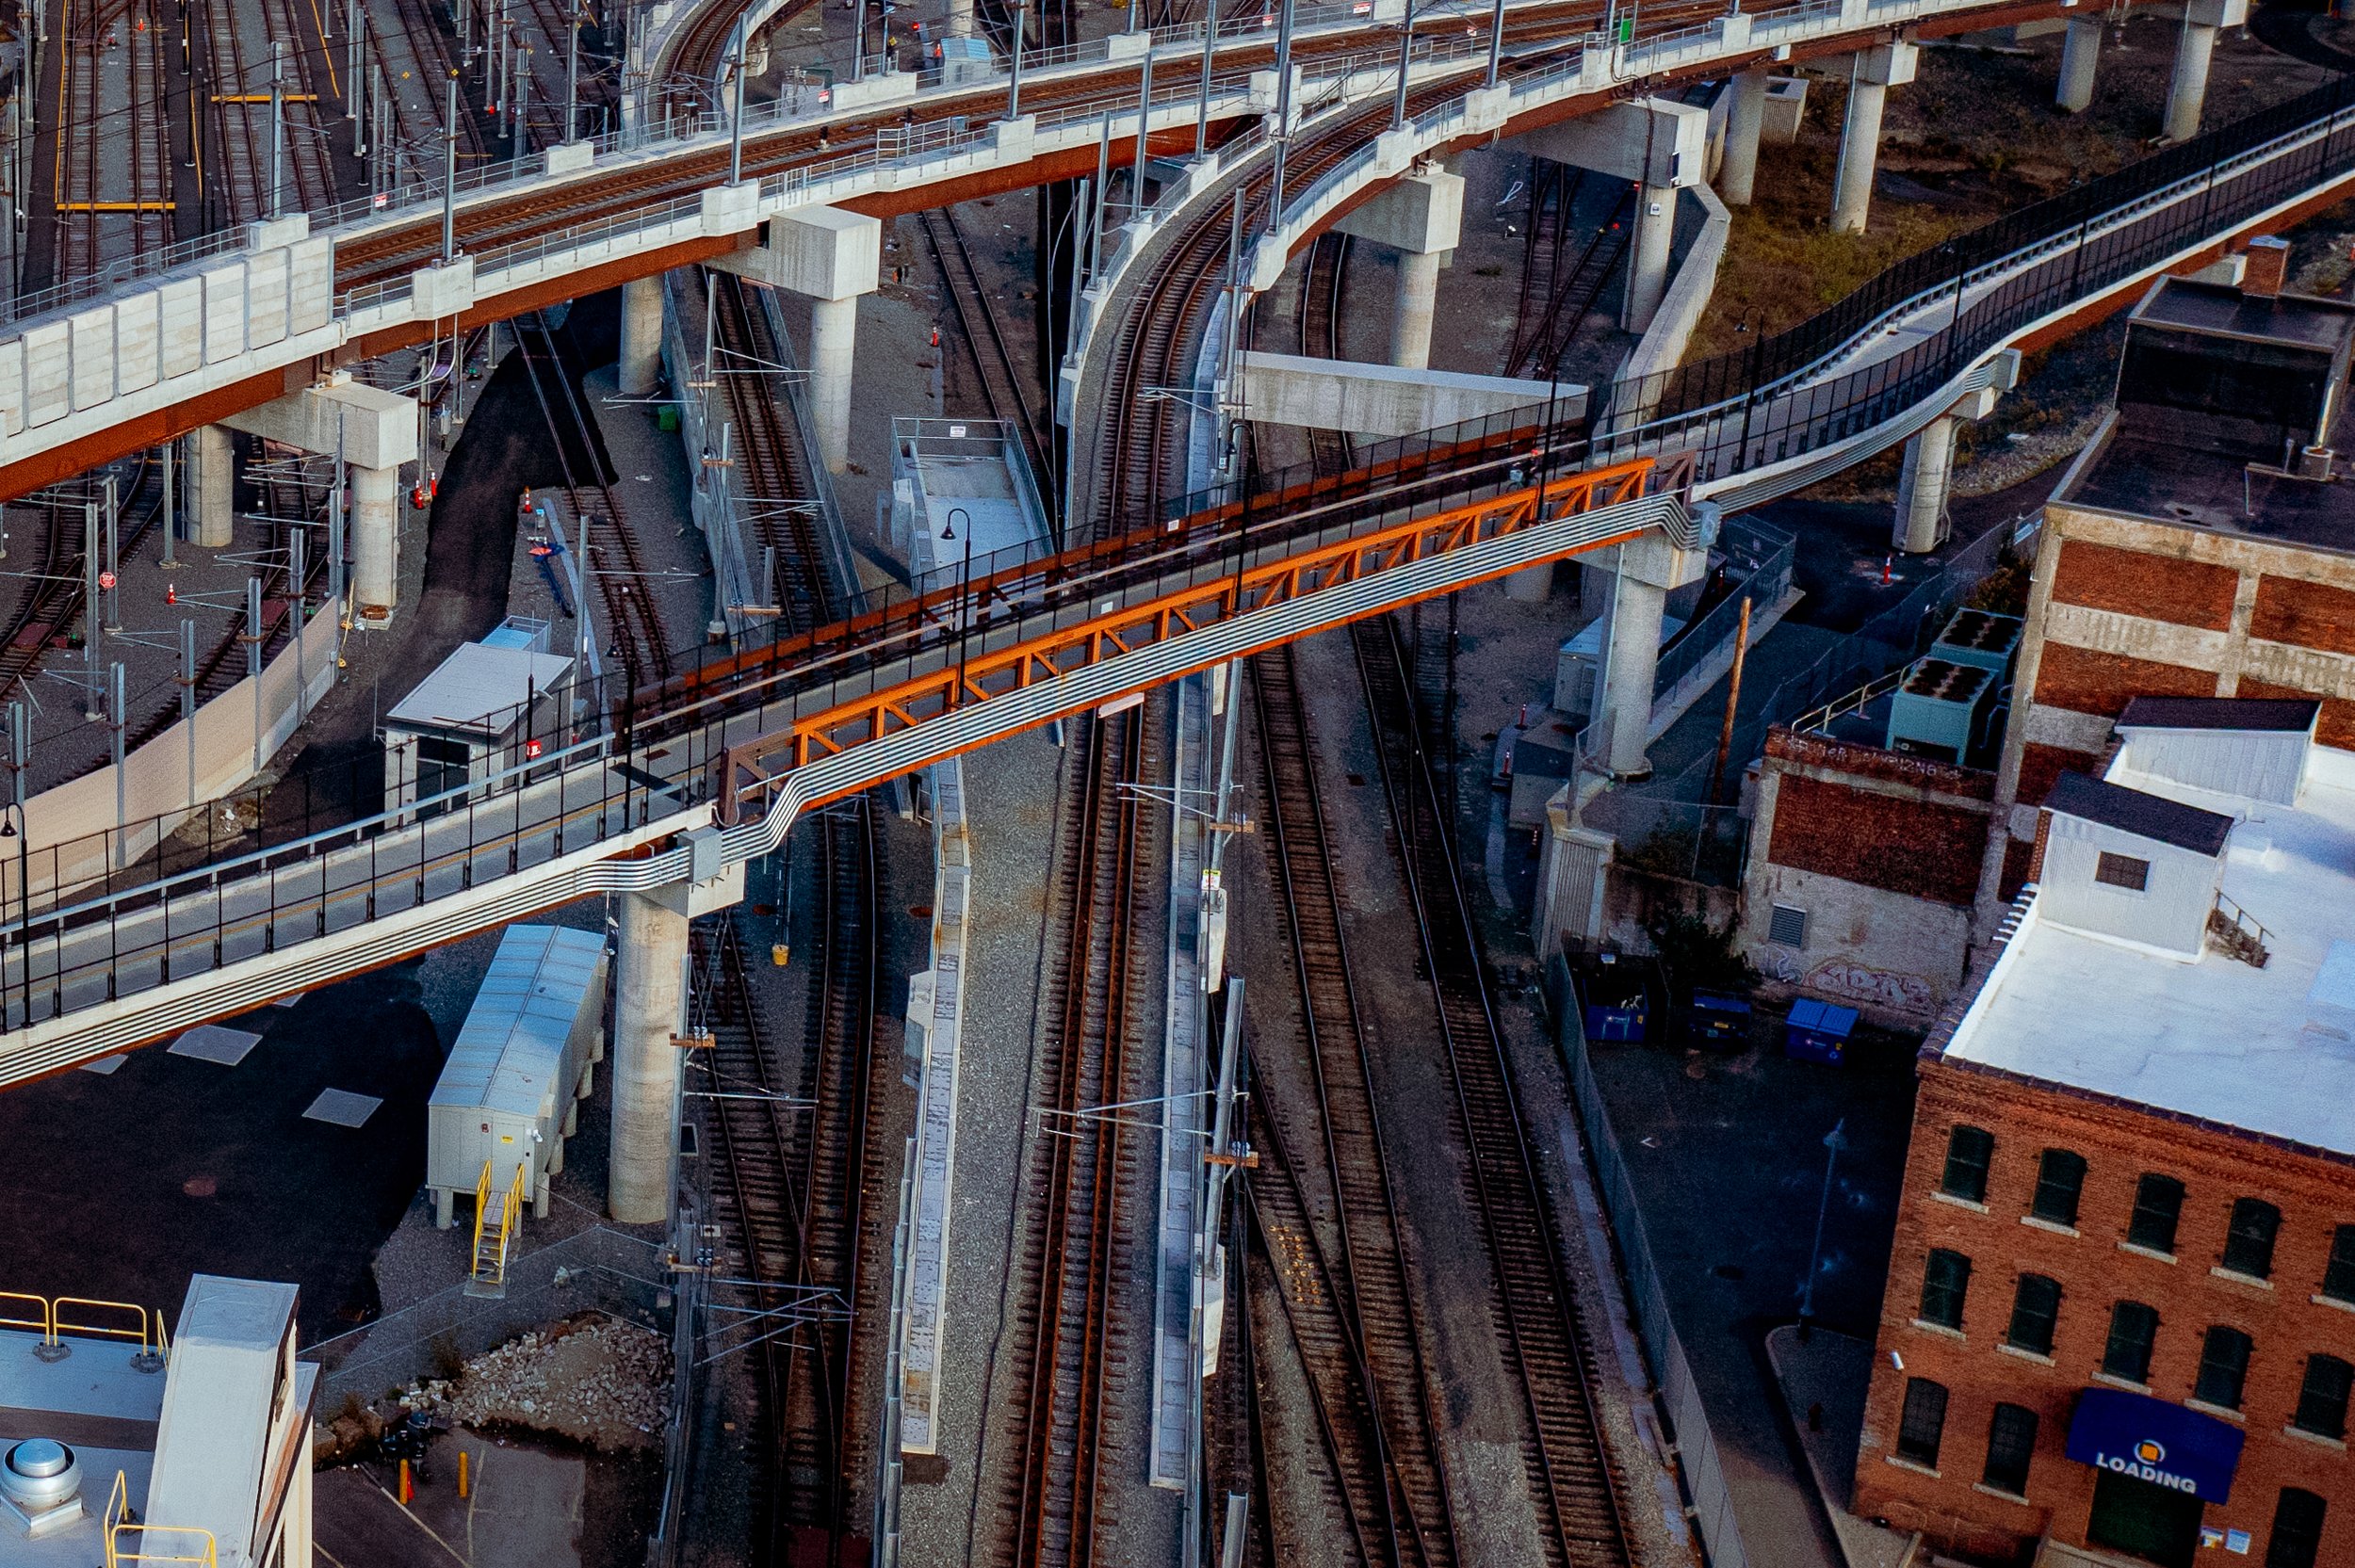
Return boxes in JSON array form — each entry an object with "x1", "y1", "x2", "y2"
[{"x1": 1802, "y1": 958, "x2": 1939, "y2": 1014}]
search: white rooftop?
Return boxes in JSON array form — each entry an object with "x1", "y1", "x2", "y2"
[
  {"x1": 385, "y1": 640, "x2": 574, "y2": 735},
  {"x1": 1945, "y1": 745, "x2": 2355, "y2": 1157}
]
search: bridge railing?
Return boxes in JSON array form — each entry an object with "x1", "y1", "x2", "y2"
[
  {"x1": 1174, "y1": 70, "x2": 2355, "y2": 522},
  {"x1": 0, "y1": 429, "x2": 1639, "y2": 978}
]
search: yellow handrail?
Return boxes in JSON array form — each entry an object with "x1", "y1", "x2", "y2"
[
  {"x1": 469, "y1": 1158, "x2": 495, "y2": 1273},
  {"x1": 54, "y1": 1296, "x2": 152, "y2": 1350},
  {"x1": 0, "y1": 1289, "x2": 50, "y2": 1341},
  {"x1": 105, "y1": 1469, "x2": 220, "y2": 1568}
]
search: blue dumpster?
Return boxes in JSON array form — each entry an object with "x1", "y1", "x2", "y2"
[
  {"x1": 1784, "y1": 997, "x2": 1860, "y2": 1065},
  {"x1": 1685, "y1": 990, "x2": 1752, "y2": 1051}
]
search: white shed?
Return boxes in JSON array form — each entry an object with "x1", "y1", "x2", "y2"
[
  {"x1": 382, "y1": 639, "x2": 575, "y2": 817},
  {"x1": 2115, "y1": 695, "x2": 2319, "y2": 807},
  {"x1": 426, "y1": 925, "x2": 609, "y2": 1229},
  {"x1": 2038, "y1": 772, "x2": 2233, "y2": 959}
]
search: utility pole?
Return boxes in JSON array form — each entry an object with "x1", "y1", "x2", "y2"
[
  {"x1": 1267, "y1": 0, "x2": 1296, "y2": 229},
  {"x1": 566, "y1": 0, "x2": 581, "y2": 142},
  {"x1": 1006, "y1": 0, "x2": 1026, "y2": 122},
  {"x1": 1390, "y1": 0, "x2": 1413, "y2": 131},
  {"x1": 269, "y1": 42, "x2": 286, "y2": 218},
  {"x1": 443, "y1": 70, "x2": 461, "y2": 261},
  {"x1": 727, "y1": 18, "x2": 746, "y2": 185}
]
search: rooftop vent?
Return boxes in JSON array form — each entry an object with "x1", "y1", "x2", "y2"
[{"x1": 0, "y1": 1438, "x2": 85, "y2": 1538}]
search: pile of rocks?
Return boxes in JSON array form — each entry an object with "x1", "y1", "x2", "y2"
[{"x1": 395, "y1": 1317, "x2": 673, "y2": 1453}]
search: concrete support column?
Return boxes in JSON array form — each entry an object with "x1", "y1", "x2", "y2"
[
  {"x1": 2165, "y1": 22, "x2": 2220, "y2": 143},
  {"x1": 1390, "y1": 248, "x2": 1442, "y2": 370},
  {"x1": 609, "y1": 889, "x2": 690, "y2": 1224},
  {"x1": 1891, "y1": 382, "x2": 2002, "y2": 552},
  {"x1": 706, "y1": 206, "x2": 885, "y2": 474},
  {"x1": 351, "y1": 463, "x2": 400, "y2": 617},
  {"x1": 1831, "y1": 41, "x2": 1915, "y2": 234},
  {"x1": 1892, "y1": 414, "x2": 1959, "y2": 554},
  {"x1": 809, "y1": 295, "x2": 859, "y2": 473},
  {"x1": 187, "y1": 425, "x2": 236, "y2": 547},
  {"x1": 1621, "y1": 185, "x2": 1678, "y2": 332},
  {"x1": 1720, "y1": 69, "x2": 1769, "y2": 206},
  {"x1": 1603, "y1": 573, "x2": 1670, "y2": 779},
  {"x1": 2056, "y1": 16, "x2": 2102, "y2": 113},
  {"x1": 1598, "y1": 528, "x2": 1708, "y2": 780},
  {"x1": 619, "y1": 274, "x2": 665, "y2": 398}
]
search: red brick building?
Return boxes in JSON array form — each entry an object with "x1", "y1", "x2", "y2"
[
  {"x1": 1741, "y1": 727, "x2": 1999, "y2": 1020},
  {"x1": 1854, "y1": 267, "x2": 2355, "y2": 1568},
  {"x1": 1854, "y1": 710, "x2": 2355, "y2": 1568}
]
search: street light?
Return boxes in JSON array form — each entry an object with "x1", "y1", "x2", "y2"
[
  {"x1": 942, "y1": 507, "x2": 975, "y2": 709},
  {"x1": 1798, "y1": 1117, "x2": 1848, "y2": 1335},
  {"x1": 1, "y1": 800, "x2": 26, "y2": 1031}
]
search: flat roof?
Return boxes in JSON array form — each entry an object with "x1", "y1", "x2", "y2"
[
  {"x1": 2131, "y1": 277, "x2": 2355, "y2": 355},
  {"x1": 2046, "y1": 771, "x2": 2234, "y2": 856},
  {"x1": 1942, "y1": 751, "x2": 2355, "y2": 1159},
  {"x1": 2118, "y1": 696, "x2": 2320, "y2": 733},
  {"x1": 385, "y1": 641, "x2": 575, "y2": 735}
]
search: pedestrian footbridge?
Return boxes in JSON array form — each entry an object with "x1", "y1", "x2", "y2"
[{"x1": 6, "y1": 69, "x2": 2355, "y2": 1081}]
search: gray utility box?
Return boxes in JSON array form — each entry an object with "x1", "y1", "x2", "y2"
[{"x1": 427, "y1": 925, "x2": 609, "y2": 1230}]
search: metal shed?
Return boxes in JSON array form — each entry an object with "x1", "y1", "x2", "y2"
[
  {"x1": 381, "y1": 638, "x2": 575, "y2": 818},
  {"x1": 427, "y1": 925, "x2": 609, "y2": 1229}
]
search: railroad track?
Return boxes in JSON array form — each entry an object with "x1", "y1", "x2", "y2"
[
  {"x1": 512, "y1": 308, "x2": 674, "y2": 685},
  {"x1": 1246, "y1": 638, "x2": 1458, "y2": 1568},
  {"x1": 1294, "y1": 231, "x2": 1355, "y2": 477},
  {"x1": 705, "y1": 270, "x2": 831, "y2": 629},
  {"x1": 198, "y1": 0, "x2": 339, "y2": 225},
  {"x1": 1504, "y1": 176, "x2": 1632, "y2": 380},
  {"x1": 692, "y1": 800, "x2": 882, "y2": 1560},
  {"x1": 1350, "y1": 614, "x2": 1632, "y2": 1568},
  {"x1": 918, "y1": 204, "x2": 1057, "y2": 510},
  {"x1": 308, "y1": 2, "x2": 1626, "y2": 295},
  {"x1": 993, "y1": 703, "x2": 1163, "y2": 1568}
]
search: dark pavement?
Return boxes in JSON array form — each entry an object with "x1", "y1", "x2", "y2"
[
  {"x1": 0, "y1": 960, "x2": 445, "y2": 1341},
  {"x1": 1582, "y1": 1016, "x2": 1922, "y2": 1567}
]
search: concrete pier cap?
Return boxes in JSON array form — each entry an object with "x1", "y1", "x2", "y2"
[{"x1": 708, "y1": 204, "x2": 885, "y2": 299}]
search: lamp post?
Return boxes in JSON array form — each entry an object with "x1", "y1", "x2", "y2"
[
  {"x1": 1798, "y1": 1118, "x2": 1847, "y2": 1335},
  {"x1": 1, "y1": 799, "x2": 25, "y2": 1031},
  {"x1": 942, "y1": 507, "x2": 975, "y2": 708}
]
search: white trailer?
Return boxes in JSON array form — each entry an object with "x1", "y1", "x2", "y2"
[{"x1": 427, "y1": 925, "x2": 609, "y2": 1229}]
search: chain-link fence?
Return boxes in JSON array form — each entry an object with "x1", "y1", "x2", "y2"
[{"x1": 308, "y1": 1226, "x2": 672, "y2": 1409}]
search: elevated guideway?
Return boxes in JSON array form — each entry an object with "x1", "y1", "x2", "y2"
[
  {"x1": 4, "y1": 40, "x2": 2355, "y2": 1081},
  {"x1": 0, "y1": 0, "x2": 2089, "y2": 499}
]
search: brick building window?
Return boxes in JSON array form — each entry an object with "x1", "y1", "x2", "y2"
[
  {"x1": 1896, "y1": 1377, "x2": 1949, "y2": 1467},
  {"x1": 2094, "y1": 850, "x2": 2151, "y2": 891},
  {"x1": 2031, "y1": 1149, "x2": 2087, "y2": 1227},
  {"x1": 2323, "y1": 1224, "x2": 2355, "y2": 1303},
  {"x1": 1981, "y1": 1402, "x2": 2038, "y2": 1497},
  {"x1": 1920, "y1": 1250, "x2": 1973, "y2": 1331},
  {"x1": 2007, "y1": 1274, "x2": 2062, "y2": 1356},
  {"x1": 2266, "y1": 1487, "x2": 2328, "y2": 1568},
  {"x1": 2127, "y1": 1174, "x2": 2185, "y2": 1254},
  {"x1": 1941, "y1": 1126, "x2": 1993, "y2": 1204},
  {"x1": 2103, "y1": 1301, "x2": 2159, "y2": 1384},
  {"x1": 2194, "y1": 1325, "x2": 2253, "y2": 1411},
  {"x1": 2293, "y1": 1354, "x2": 2351, "y2": 1442},
  {"x1": 2221, "y1": 1199, "x2": 2282, "y2": 1280}
]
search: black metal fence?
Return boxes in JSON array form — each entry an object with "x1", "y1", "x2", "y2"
[{"x1": 1170, "y1": 71, "x2": 2355, "y2": 516}]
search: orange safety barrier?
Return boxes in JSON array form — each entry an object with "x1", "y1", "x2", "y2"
[{"x1": 713, "y1": 456, "x2": 1661, "y2": 817}]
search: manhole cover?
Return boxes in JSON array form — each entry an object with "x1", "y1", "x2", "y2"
[{"x1": 182, "y1": 1175, "x2": 218, "y2": 1198}]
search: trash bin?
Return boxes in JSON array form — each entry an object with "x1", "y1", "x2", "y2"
[{"x1": 1784, "y1": 997, "x2": 1860, "y2": 1065}]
